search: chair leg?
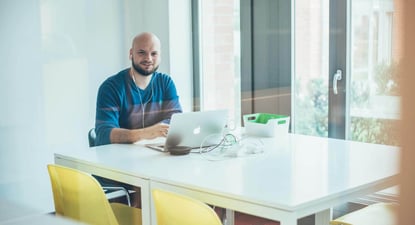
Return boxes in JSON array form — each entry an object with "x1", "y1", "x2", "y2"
[{"x1": 103, "y1": 186, "x2": 131, "y2": 206}]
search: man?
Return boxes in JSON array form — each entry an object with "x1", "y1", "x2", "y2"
[
  {"x1": 95, "y1": 32, "x2": 183, "y2": 146},
  {"x1": 93, "y1": 32, "x2": 182, "y2": 207}
]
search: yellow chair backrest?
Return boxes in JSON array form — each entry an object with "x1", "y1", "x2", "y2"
[
  {"x1": 152, "y1": 189, "x2": 223, "y2": 225},
  {"x1": 47, "y1": 164, "x2": 120, "y2": 225},
  {"x1": 330, "y1": 202, "x2": 398, "y2": 225}
]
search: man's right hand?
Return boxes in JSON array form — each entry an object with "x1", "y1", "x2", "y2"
[
  {"x1": 141, "y1": 123, "x2": 170, "y2": 140},
  {"x1": 109, "y1": 123, "x2": 170, "y2": 144}
]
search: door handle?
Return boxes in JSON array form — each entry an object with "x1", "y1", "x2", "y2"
[{"x1": 333, "y1": 69, "x2": 342, "y2": 95}]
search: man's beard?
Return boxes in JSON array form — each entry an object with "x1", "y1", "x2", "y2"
[{"x1": 132, "y1": 60, "x2": 159, "y2": 76}]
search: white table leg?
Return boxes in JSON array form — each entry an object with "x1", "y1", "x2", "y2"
[
  {"x1": 224, "y1": 209, "x2": 235, "y2": 225},
  {"x1": 140, "y1": 182, "x2": 152, "y2": 225},
  {"x1": 278, "y1": 213, "x2": 297, "y2": 225},
  {"x1": 280, "y1": 218, "x2": 297, "y2": 225},
  {"x1": 315, "y1": 208, "x2": 332, "y2": 225}
]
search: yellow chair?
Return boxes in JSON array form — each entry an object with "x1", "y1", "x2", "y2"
[
  {"x1": 152, "y1": 188, "x2": 223, "y2": 225},
  {"x1": 88, "y1": 128, "x2": 134, "y2": 207},
  {"x1": 330, "y1": 202, "x2": 398, "y2": 225},
  {"x1": 47, "y1": 164, "x2": 142, "y2": 225}
]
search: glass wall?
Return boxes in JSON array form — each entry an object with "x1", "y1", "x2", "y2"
[
  {"x1": 293, "y1": 0, "x2": 330, "y2": 137},
  {"x1": 195, "y1": 0, "x2": 401, "y2": 146},
  {"x1": 349, "y1": 0, "x2": 401, "y2": 145},
  {"x1": 293, "y1": 0, "x2": 401, "y2": 145},
  {"x1": 195, "y1": 0, "x2": 241, "y2": 126}
]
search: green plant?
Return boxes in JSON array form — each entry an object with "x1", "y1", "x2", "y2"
[
  {"x1": 374, "y1": 62, "x2": 400, "y2": 96},
  {"x1": 350, "y1": 80, "x2": 370, "y2": 108},
  {"x1": 294, "y1": 78, "x2": 328, "y2": 137},
  {"x1": 295, "y1": 77, "x2": 400, "y2": 146},
  {"x1": 350, "y1": 117, "x2": 400, "y2": 146}
]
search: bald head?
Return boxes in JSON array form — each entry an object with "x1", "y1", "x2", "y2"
[
  {"x1": 130, "y1": 32, "x2": 162, "y2": 77},
  {"x1": 131, "y1": 32, "x2": 161, "y2": 50}
]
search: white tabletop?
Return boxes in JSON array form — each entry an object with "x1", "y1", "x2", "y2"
[
  {"x1": 55, "y1": 133, "x2": 400, "y2": 225},
  {"x1": 0, "y1": 199, "x2": 85, "y2": 225}
]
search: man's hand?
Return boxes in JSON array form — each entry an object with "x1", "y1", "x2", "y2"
[
  {"x1": 141, "y1": 123, "x2": 170, "y2": 140},
  {"x1": 109, "y1": 123, "x2": 170, "y2": 144}
]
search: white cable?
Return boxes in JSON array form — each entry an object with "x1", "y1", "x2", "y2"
[
  {"x1": 198, "y1": 133, "x2": 264, "y2": 161},
  {"x1": 131, "y1": 70, "x2": 154, "y2": 128}
]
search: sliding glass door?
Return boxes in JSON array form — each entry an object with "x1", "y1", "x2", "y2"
[
  {"x1": 293, "y1": 0, "x2": 400, "y2": 144},
  {"x1": 347, "y1": 0, "x2": 400, "y2": 145},
  {"x1": 293, "y1": 0, "x2": 331, "y2": 137}
]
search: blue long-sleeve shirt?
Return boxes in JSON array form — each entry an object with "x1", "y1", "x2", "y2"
[{"x1": 95, "y1": 68, "x2": 182, "y2": 146}]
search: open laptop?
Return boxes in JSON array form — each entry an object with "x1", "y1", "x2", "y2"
[{"x1": 145, "y1": 110, "x2": 228, "y2": 152}]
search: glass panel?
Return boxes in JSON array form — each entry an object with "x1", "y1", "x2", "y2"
[
  {"x1": 349, "y1": 0, "x2": 401, "y2": 145},
  {"x1": 248, "y1": 0, "x2": 292, "y2": 119},
  {"x1": 293, "y1": 0, "x2": 330, "y2": 137},
  {"x1": 294, "y1": 0, "x2": 401, "y2": 145},
  {"x1": 198, "y1": 0, "x2": 241, "y2": 126}
]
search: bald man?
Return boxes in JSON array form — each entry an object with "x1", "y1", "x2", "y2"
[{"x1": 95, "y1": 32, "x2": 183, "y2": 146}]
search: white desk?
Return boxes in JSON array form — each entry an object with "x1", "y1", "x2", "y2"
[
  {"x1": 54, "y1": 134, "x2": 400, "y2": 225},
  {"x1": 0, "y1": 199, "x2": 85, "y2": 225}
]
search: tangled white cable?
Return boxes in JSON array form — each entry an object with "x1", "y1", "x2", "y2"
[{"x1": 198, "y1": 133, "x2": 264, "y2": 161}]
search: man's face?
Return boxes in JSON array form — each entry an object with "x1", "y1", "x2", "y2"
[{"x1": 130, "y1": 40, "x2": 161, "y2": 76}]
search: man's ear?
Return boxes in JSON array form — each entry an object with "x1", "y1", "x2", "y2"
[{"x1": 129, "y1": 49, "x2": 132, "y2": 60}]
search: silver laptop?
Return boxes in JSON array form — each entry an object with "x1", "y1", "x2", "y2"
[{"x1": 146, "y1": 110, "x2": 228, "y2": 152}]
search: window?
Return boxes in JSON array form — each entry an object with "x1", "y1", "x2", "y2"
[
  {"x1": 193, "y1": 0, "x2": 241, "y2": 127},
  {"x1": 349, "y1": 0, "x2": 400, "y2": 145},
  {"x1": 194, "y1": 0, "x2": 401, "y2": 145}
]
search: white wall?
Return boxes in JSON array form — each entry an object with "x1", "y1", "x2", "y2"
[
  {"x1": 0, "y1": 0, "x2": 192, "y2": 212},
  {"x1": 123, "y1": 0, "x2": 193, "y2": 111},
  {"x1": 168, "y1": 0, "x2": 194, "y2": 112}
]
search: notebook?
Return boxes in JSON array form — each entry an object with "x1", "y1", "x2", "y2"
[{"x1": 145, "y1": 110, "x2": 228, "y2": 152}]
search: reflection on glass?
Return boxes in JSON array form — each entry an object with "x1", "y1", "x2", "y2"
[
  {"x1": 349, "y1": 0, "x2": 400, "y2": 145},
  {"x1": 294, "y1": 0, "x2": 401, "y2": 145},
  {"x1": 294, "y1": 0, "x2": 329, "y2": 137},
  {"x1": 198, "y1": 0, "x2": 241, "y2": 125}
]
